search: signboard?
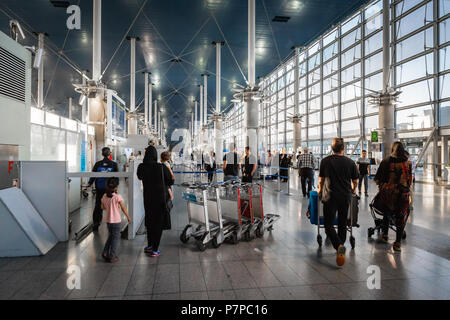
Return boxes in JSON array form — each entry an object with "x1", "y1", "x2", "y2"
[{"x1": 371, "y1": 131, "x2": 378, "y2": 142}]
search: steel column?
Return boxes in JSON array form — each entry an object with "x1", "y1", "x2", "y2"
[
  {"x1": 37, "y1": 33, "x2": 44, "y2": 109},
  {"x1": 92, "y1": 0, "x2": 102, "y2": 82}
]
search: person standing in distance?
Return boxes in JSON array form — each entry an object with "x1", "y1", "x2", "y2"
[
  {"x1": 298, "y1": 148, "x2": 315, "y2": 198},
  {"x1": 356, "y1": 150, "x2": 371, "y2": 197},
  {"x1": 318, "y1": 138, "x2": 359, "y2": 266},
  {"x1": 242, "y1": 146, "x2": 257, "y2": 183},
  {"x1": 223, "y1": 143, "x2": 240, "y2": 182},
  {"x1": 88, "y1": 147, "x2": 119, "y2": 231}
]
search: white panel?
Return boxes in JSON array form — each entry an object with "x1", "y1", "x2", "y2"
[
  {"x1": 20, "y1": 161, "x2": 68, "y2": 241},
  {"x1": 130, "y1": 160, "x2": 145, "y2": 239},
  {"x1": 0, "y1": 187, "x2": 58, "y2": 256}
]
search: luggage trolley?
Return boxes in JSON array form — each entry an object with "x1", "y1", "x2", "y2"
[
  {"x1": 179, "y1": 183, "x2": 236, "y2": 251},
  {"x1": 248, "y1": 183, "x2": 280, "y2": 239},
  {"x1": 219, "y1": 181, "x2": 254, "y2": 243},
  {"x1": 368, "y1": 193, "x2": 407, "y2": 240},
  {"x1": 307, "y1": 190, "x2": 360, "y2": 249}
]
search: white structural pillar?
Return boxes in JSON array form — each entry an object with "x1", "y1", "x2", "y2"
[
  {"x1": 293, "y1": 46, "x2": 301, "y2": 153},
  {"x1": 149, "y1": 81, "x2": 153, "y2": 132},
  {"x1": 213, "y1": 41, "x2": 224, "y2": 169},
  {"x1": 158, "y1": 110, "x2": 161, "y2": 139},
  {"x1": 194, "y1": 100, "x2": 198, "y2": 136},
  {"x1": 199, "y1": 85, "x2": 203, "y2": 129},
  {"x1": 378, "y1": 0, "x2": 395, "y2": 156},
  {"x1": 153, "y1": 100, "x2": 157, "y2": 134},
  {"x1": 81, "y1": 71, "x2": 87, "y2": 123},
  {"x1": 144, "y1": 72, "x2": 149, "y2": 132},
  {"x1": 442, "y1": 136, "x2": 449, "y2": 181},
  {"x1": 248, "y1": 0, "x2": 255, "y2": 88},
  {"x1": 245, "y1": 0, "x2": 259, "y2": 157},
  {"x1": 128, "y1": 36, "x2": 139, "y2": 135},
  {"x1": 191, "y1": 111, "x2": 194, "y2": 138},
  {"x1": 37, "y1": 32, "x2": 45, "y2": 109},
  {"x1": 92, "y1": 0, "x2": 102, "y2": 82},
  {"x1": 68, "y1": 97, "x2": 73, "y2": 119},
  {"x1": 203, "y1": 74, "x2": 208, "y2": 127}
]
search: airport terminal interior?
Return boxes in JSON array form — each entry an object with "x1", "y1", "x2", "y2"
[{"x1": 0, "y1": 0, "x2": 449, "y2": 301}]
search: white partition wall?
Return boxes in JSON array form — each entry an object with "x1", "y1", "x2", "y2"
[
  {"x1": 128, "y1": 160, "x2": 145, "y2": 240},
  {"x1": 20, "y1": 161, "x2": 68, "y2": 241}
]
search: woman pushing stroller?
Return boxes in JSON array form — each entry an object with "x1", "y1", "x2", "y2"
[{"x1": 374, "y1": 141, "x2": 412, "y2": 252}]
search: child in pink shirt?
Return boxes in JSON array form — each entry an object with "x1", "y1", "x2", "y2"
[{"x1": 101, "y1": 178, "x2": 131, "y2": 263}]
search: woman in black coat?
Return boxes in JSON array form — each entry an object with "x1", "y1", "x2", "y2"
[
  {"x1": 279, "y1": 148, "x2": 290, "y2": 182},
  {"x1": 137, "y1": 146, "x2": 174, "y2": 257}
]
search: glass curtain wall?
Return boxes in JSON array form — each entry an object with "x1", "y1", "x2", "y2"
[{"x1": 224, "y1": 0, "x2": 450, "y2": 159}]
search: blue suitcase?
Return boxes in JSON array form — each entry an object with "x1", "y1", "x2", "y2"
[{"x1": 308, "y1": 190, "x2": 337, "y2": 225}]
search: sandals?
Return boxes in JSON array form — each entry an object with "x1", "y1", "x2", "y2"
[{"x1": 393, "y1": 242, "x2": 402, "y2": 252}]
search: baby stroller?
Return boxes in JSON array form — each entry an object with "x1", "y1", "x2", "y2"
[{"x1": 368, "y1": 192, "x2": 407, "y2": 239}]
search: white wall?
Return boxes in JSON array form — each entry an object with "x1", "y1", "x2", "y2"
[{"x1": 0, "y1": 31, "x2": 31, "y2": 160}]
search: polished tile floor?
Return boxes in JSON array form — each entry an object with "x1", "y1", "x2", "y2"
[{"x1": 1, "y1": 171, "x2": 449, "y2": 300}]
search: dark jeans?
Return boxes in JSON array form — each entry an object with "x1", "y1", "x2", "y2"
[
  {"x1": 208, "y1": 173, "x2": 214, "y2": 183},
  {"x1": 358, "y1": 174, "x2": 368, "y2": 194},
  {"x1": 103, "y1": 223, "x2": 121, "y2": 258},
  {"x1": 93, "y1": 188, "x2": 106, "y2": 227},
  {"x1": 242, "y1": 174, "x2": 253, "y2": 183},
  {"x1": 323, "y1": 194, "x2": 351, "y2": 250},
  {"x1": 300, "y1": 168, "x2": 313, "y2": 196},
  {"x1": 381, "y1": 212, "x2": 405, "y2": 243}
]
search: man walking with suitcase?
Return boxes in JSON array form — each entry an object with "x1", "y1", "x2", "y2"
[
  {"x1": 318, "y1": 138, "x2": 359, "y2": 266},
  {"x1": 88, "y1": 147, "x2": 119, "y2": 231}
]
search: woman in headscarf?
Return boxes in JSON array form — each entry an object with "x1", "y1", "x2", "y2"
[
  {"x1": 137, "y1": 146, "x2": 174, "y2": 257},
  {"x1": 374, "y1": 141, "x2": 412, "y2": 252}
]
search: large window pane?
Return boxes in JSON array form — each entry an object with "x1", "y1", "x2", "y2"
[
  {"x1": 396, "y1": 27, "x2": 433, "y2": 62},
  {"x1": 342, "y1": 100, "x2": 361, "y2": 119},
  {"x1": 440, "y1": 0, "x2": 450, "y2": 17},
  {"x1": 309, "y1": 82, "x2": 321, "y2": 98},
  {"x1": 365, "y1": 51, "x2": 382, "y2": 75},
  {"x1": 440, "y1": 18, "x2": 450, "y2": 44},
  {"x1": 323, "y1": 123, "x2": 338, "y2": 138},
  {"x1": 308, "y1": 53, "x2": 321, "y2": 71},
  {"x1": 341, "y1": 62, "x2": 361, "y2": 83},
  {"x1": 323, "y1": 106, "x2": 338, "y2": 123},
  {"x1": 365, "y1": 71, "x2": 383, "y2": 92},
  {"x1": 342, "y1": 13, "x2": 361, "y2": 34},
  {"x1": 365, "y1": 13, "x2": 382, "y2": 35},
  {"x1": 341, "y1": 119, "x2": 361, "y2": 136},
  {"x1": 440, "y1": 102, "x2": 450, "y2": 126},
  {"x1": 323, "y1": 57, "x2": 339, "y2": 76},
  {"x1": 342, "y1": 45, "x2": 361, "y2": 67},
  {"x1": 395, "y1": 0, "x2": 425, "y2": 14},
  {"x1": 365, "y1": 114, "x2": 379, "y2": 134},
  {"x1": 323, "y1": 41, "x2": 338, "y2": 62},
  {"x1": 308, "y1": 111, "x2": 320, "y2": 125},
  {"x1": 308, "y1": 41, "x2": 320, "y2": 56},
  {"x1": 365, "y1": 31, "x2": 382, "y2": 55},
  {"x1": 308, "y1": 126, "x2": 320, "y2": 139},
  {"x1": 309, "y1": 96, "x2": 321, "y2": 111},
  {"x1": 396, "y1": 79, "x2": 434, "y2": 108},
  {"x1": 323, "y1": 29, "x2": 338, "y2": 46},
  {"x1": 396, "y1": 53, "x2": 433, "y2": 84},
  {"x1": 440, "y1": 75, "x2": 450, "y2": 99},
  {"x1": 341, "y1": 83, "x2": 361, "y2": 102},
  {"x1": 365, "y1": 0, "x2": 382, "y2": 20},
  {"x1": 396, "y1": 105, "x2": 433, "y2": 130},
  {"x1": 323, "y1": 76, "x2": 339, "y2": 93},
  {"x1": 323, "y1": 90, "x2": 338, "y2": 107},
  {"x1": 395, "y1": 2, "x2": 433, "y2": 39},
  {"x1": 342, "y1": 28, "x2": 361, "y2": 50}
]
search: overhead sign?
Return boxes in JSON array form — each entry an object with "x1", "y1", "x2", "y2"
[{"x1": 371, "y1": 131, "x2": 378, "y2": 142}]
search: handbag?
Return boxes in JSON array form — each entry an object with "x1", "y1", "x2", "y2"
[
  {"x1": 319, "y1": 177, "x2": 331, "y2": 203},
  {"x1": 161, "y1": 165, "x2": 172, "y2": 230}
]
